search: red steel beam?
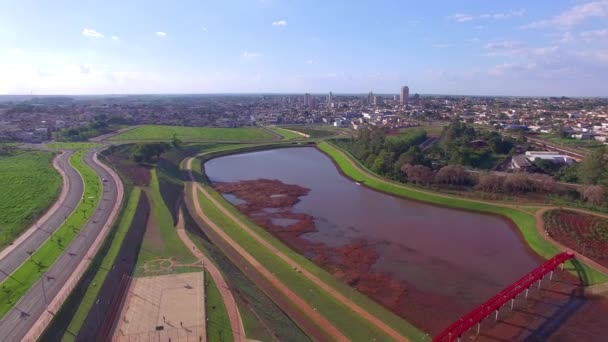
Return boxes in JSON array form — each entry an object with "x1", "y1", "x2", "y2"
[{"x1": 433, "y1": 252, "x2": 575, "y2": 342}]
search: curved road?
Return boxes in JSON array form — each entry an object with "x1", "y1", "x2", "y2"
[
  {"x1": 0, "y1": 149, "x2": 122, "y2": 341},
  {"x1": 0, "y1": 151, "x2": 83, "y2": 282}
]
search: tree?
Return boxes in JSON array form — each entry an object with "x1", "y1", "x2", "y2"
[
  {"x1": 533, "y1": 158, "x2": 560, "y2": 175},
  {"x1": 435, "y1": 165, "x2": 474, "y2": 186},
  {"x1": 582, "y1": 185, "x2": 606, "y2": 205},
  {"x1": 503, "y1": 173, "x2": 536, "y2": 193},
  {"x1": 401, "y1": 164, "x2": 434, "y2": 185},
  {"x1": 579, "y1": 147, "x2": 608, "y2": 185},
  {"x1": 171, "y1": 133, "x2": 183, "y2": 149},
  {"x1": 133, "y1": 142, "x2": 171, "y2": 163},
  {"x1": 476, "y1": 173, "x2": 504, "y2": 193}
]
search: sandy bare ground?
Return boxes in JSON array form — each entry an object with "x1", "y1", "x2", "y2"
[
  {"x1": 186, "y1": 157, "x2": 404, "y2": 341},
  {"x1": 113, "y1": 272, "x2": 205, "y2": 342},
  {"x1": 175, "y1": 209, "x2": 246, "y2": 342}
]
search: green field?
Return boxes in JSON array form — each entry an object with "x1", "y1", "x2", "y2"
[
  {"x1": 204, "y1": 270, "x2": 234, "y2": 342},
  {"x1": 134, "y1": 169, "x2": 197, "y2": 276},
  {"x1": 539, "y1": 134, "x2": 603, "y2": 148},
  {"x1": 266, "y1": 126, "x2": 306, "y2": 140},
  {"x1": 110, "y1": 125, "x2": 276, "y2": 142},
  {"x1": 317, "y1": 141, "x2": 608, "y2": 285},
  {"x1": 281, "y1": 125, "x2": 350, "y2": 139},
  {"x1": 61, "y1": 188, "x2": 142, "y2": 341},
  {"x1": 0, "y1": 150, "x2": 62, "y2": 248},
  {"x1": 0, "y1": 150, "x2": 103, "y2": 318},
  {"x1": 47, "y1": 142, "x2": 103, "y2": 150}
]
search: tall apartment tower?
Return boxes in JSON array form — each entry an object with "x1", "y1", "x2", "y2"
[
  {"x1": 400, "y1": 86, "x2": 409, "y2": 106},
  {"x1": 304, "y1": 93, "x2": 312, "y2": 107},
  {"x1": 328, "y1": 91, "x2": 333, "y2": 105}
]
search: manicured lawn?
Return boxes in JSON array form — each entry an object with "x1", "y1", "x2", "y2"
[
  {"x1": 110, "y1": 125, "x2": 276, "y2": 142},
  {"x1": 134, "y1": 170, "x2": 197, "y2": 276},
  {"x1": 0, "y1": 150, "x2": 61, "y2": 249},
  {"x1": 196, "y1": 182, "x2": 425, "y2": 340},
  {"x1": 0, "y1": 150, "x2": 102, "y2": 318},
  {"x1": 281, "y1": 125, "x2": 349, "y2": 139},
  {"x1": 61, "y1": 188, "x2": 142, "y2": 341},
  {"x1": 46, "y1": 142, "x2": 103, "y2": 150},
  {"x1": 266, "y1": 126, "x2": 306, "y2": 140},
  {"x1": 204, "y1": 270, "x2": 234, "y2": 342},
  {"x1": 317, "y1": 141, "x2": 608, "y2": 285}
]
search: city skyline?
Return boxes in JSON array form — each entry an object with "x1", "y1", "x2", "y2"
[{"x1": 1, "y1": 0, "x2": 608, "y2": 96}]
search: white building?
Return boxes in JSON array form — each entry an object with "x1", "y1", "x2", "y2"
[{"x1": 524, "y1": 151, "x2": 575, "y2": 165}]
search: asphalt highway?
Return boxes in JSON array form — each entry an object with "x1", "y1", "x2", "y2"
[
  {"x1": 0, "y1": 151, "x2": 83, "y2": 283},
  {"x1": 0, "y1": 149, "x2": 120, "y2": 341}
]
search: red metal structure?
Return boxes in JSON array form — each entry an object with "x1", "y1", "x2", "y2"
[{"x1": 433, "y1": 251, "x2": 575, "y2": 342}]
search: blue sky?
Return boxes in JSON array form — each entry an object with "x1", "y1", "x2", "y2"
[{"x1": 1, "y1": 0, "x2": 608, "y2": 96}]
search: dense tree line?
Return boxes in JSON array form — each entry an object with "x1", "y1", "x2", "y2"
[
  {"x1": 336, "y1": 127, "x2": 428, "y2": 179},
  {"x1": 132, "y1": 142, "x2": 171, "y2": 163},
  {"x1": 436, "y1": 120, "x2": 515, "y2": 169}
]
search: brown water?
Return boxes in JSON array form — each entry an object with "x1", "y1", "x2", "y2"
[{"x1": 205, "y1": 147, "x2": 541, "y2": 306}]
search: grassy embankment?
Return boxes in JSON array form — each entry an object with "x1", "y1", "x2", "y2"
[
  {"x1": 265, "y1": 126, "x2": 306, "y2": 140},
  {"x1": 190, "y1": 146, "x2": 425, "y2": 341},
  {"x1": 0, "y1": 150, "x2": 102, "y2": 318},
  {"x1": 281, "y1": 125, "x2": 351, "y2": 139},
  {"x1": 109, "y1": 125, "x2": 276, "y2": 142},
  {"x1": 317, "y1": 141, "x2": 608, "y2": 285},
  {"x1": 204, "y1": 270, "x2": 234, "y2": 342},
  {"x1": 46, "y1": 142, "x2": 103, "y2": 150},
  {"x1": 133, "y1": 169, "x2": 198, "y2": 276},
  {"x1": 0, "y1": 150, "x2": 61, "y2": 248},
  {"x1": 60, "y1": 188, "x2": 142, "y2": 341}
]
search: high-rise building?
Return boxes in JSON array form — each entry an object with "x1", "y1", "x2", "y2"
[
  {"x1": 373, "y1": 95, "x2": 382, "y2": 106},
  {"x1": 311, "y1": 97, "x2": 317, "y2": 109},
  {"x1": 328, "y1": 91, "x2": 333, "y2": 106},
  {"x1": 368, "y1": 91, "x2": 374, "y2": 104},
  {"x1": 400, "y1": 86, "x2": 409, "y2": 107},
  {"x1": 304, "y1": 93, "x2": 311, "y2": 107}
]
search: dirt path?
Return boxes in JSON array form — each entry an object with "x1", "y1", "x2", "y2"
[
  {"x1": 186, "y1": 157, "x2": 405, "y2": 341},
  {"x1": 175, "y1": 209, "x2": 246, "y2": 342},
  {"x1": 0, "y1": 151, "x2": 72, "y2": 260}
]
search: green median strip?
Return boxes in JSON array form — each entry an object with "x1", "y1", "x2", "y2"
[
  {"x1": 61, "y1": 188, "x2": 141, "y2": 342},
  {"x1": 0, "y1": 150, "x2": 103, "y2": 318},
  {"x1": 317, "y1": 141, "x2": 608, "y2": 285}
]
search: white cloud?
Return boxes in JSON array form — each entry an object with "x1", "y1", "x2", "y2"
[
  {"x1": 448, "y1": 13, "x2": 473, "y2": 22},
  {"x1": 522, "y1": 0, "x2": 608, "y2": 29},
  {"x1": 79, "y1": 65, "x2": 91, "y2": 74},
  {"x1": 480, "y1": 9, "x2": 526, "y2": 20},
  {"x1": 306, "y1": 60, "x2": 314, "y2": 65},
  {"x1": 242, "y1": 51, "x2": 261, "y2": 58},
  {"x1": 82, "y1": 28, "x2": 104, "y2": 38},
  {"x1": 272, "y1": 20, "x2": 288, "y2": 26},
  {"x1": 465, "y1": 37, "x2": 480, "y2": 43},
  {"x1": 483, "y1": 41, "x2": 558, "y2": 58},
  {"x1": 581, "y1": 28, "x2": 608, "y2": 41},
  {"x1": 111, "y1": 35, "x2": 119, "y2": 40},
  {"x1": 156, "y1": 31, "x2": 167, "y2": 37},
  {"x1": 202, "y1": 27, "x2": 208, "y2": 32},
  {"x1": 433, "y1": 43, "x2": 452, "y2": 48},
  {"x1": 474, "y1": 25, "x2": 485, "y2": 30}
]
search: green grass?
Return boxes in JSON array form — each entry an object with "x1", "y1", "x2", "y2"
[
  {"x1": 110, "y1": 125, "x2": 276, "y2": 142},
  {"x1": 204, "y1": 270, "x2": 234, "y2": 342},
  {"x1": 280, "y1": 125, "x2": 350, "y2": 139},
  {"x1": 134, "y1": 169, "x2": 197, "y2": 276},
  {"x1": 60, "y1": 188, "x2": 142, "y2": 342},
  {"x1": 318, "y1": 141, "x2": 608, "y2": 285},
  {"x1": 0, "y1": 150, "x2": 62, "y2": 248},
  {"x1": 0, "y1": 150, "x2": 103, "y2": 318},
  {"x1": 46, "y1": 142, "x2": 103, "y2": 150},
  {"x1": 266, "y1": 126, "x2": 306, "y2": 140},
  {"x1": 196, "y1": 183, "x2": 425, "y2": 341}
]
